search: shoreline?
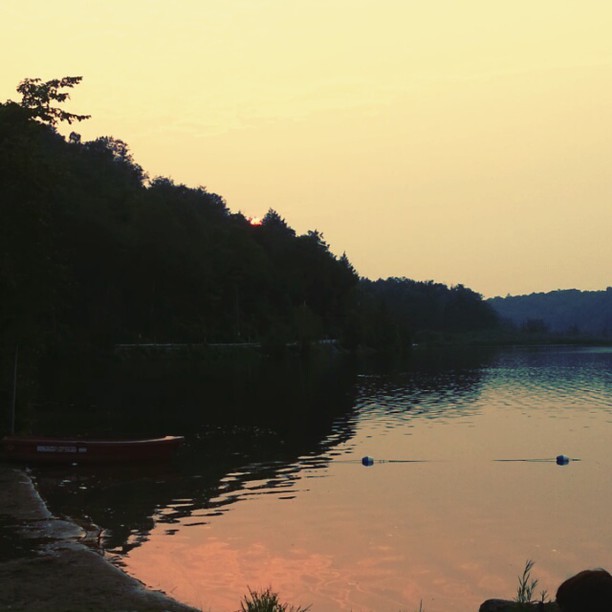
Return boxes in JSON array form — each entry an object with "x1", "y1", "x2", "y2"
[{"x1": 0, "y1": 463, "x2": 200, "y2": 612}]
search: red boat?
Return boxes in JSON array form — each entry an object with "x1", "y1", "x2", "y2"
[{"x1": 1, "y1": 435, "x2": 184, "y2": 465}]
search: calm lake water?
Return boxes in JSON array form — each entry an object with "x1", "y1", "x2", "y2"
[{"x1": 35, "y1": 345, "x2": 612, "y2": 611}]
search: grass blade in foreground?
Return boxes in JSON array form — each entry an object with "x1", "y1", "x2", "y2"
[{"x1": 239, "y1": 587, "x2": 311, "y2": 612}]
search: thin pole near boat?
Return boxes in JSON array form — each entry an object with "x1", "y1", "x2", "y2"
[{"x1": 10, "y1": 344, "x2": 18, "y2": 436}]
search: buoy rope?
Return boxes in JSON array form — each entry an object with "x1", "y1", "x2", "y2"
[{"x1": 335, "y1": 455, "x2": 582, "y2": 466}]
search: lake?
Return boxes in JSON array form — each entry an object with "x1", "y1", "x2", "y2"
[{"x1": 34, "y1": 345, "x2": 612, "y2": 611}]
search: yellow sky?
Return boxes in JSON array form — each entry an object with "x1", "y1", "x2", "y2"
[{"x1": 2, "y1": 0, "x2": 611, "y2": 296}]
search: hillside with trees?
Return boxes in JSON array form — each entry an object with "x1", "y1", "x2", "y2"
[
  {"x1": 1, "y1": 76, "x2": 500, "y2": 364},
  {"x1": 488, "y1": 289, "x2": 612, "y2": 338},
  {"x1": 1, "y1": 78, "x2": 360, "y2": 354}
]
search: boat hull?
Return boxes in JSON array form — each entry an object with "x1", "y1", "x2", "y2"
[{"x1": 1, "y1": 435, "x2": 184, "y2": 465}]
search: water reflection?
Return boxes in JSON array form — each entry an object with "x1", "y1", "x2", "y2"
[
  {"x1": 355, "y1": 368, "x2": 484, "y2": 419},
  {"x1": 32, "y1": 346, "x2": 612, "y2": 611},
  {"x1": 33, "y1": 347, "x2": 493, "y2": 557},
  {"x1": 33, "y1": 351, "x2": 361, "y2": 556}
]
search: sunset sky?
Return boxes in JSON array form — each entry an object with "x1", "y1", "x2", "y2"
[{"x1": 2, "y1": 1, "x2": 611, "y2": 297}]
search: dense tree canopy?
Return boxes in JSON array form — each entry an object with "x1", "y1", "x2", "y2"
[
  {"x1": 0, "y1": 93, "x2": 359, "y2": 351},
  {"x1": 1, "y1": 76, "x2": 501, "y2": 364},
  {"x1": 345, "y1": 278, "x2": 499, "y2": 349}
]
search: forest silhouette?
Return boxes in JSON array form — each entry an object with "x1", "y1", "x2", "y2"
[{"x1": 1, "y1": 76, "x2": 500, "y2": 363}]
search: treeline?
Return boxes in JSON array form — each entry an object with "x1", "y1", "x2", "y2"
[
  {"x1": 0, "y1": 77, "x2": 500, "y2": 361},
  {"x1": 488, "y1": 289, "x2": 612, "y2": 338},
  {"x1": 343, "y1": 278, "x2": 500, "y2": 350}
]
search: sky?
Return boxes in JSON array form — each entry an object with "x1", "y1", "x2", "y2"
[{"x1": 1, "y1": 0, "x2": 611, "y2": 297}]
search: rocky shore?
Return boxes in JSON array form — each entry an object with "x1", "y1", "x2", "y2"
[{"x1": 0, "y1": 464, "x2": 199, "y2": 612}]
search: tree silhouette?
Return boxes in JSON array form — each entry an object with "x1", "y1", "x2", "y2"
[
  {"x1": 1, "y1": 77, "x2": 502, "y2": 359},
  {"x1": 16, "y1": 76, "x2": 91, "y2": 126}
]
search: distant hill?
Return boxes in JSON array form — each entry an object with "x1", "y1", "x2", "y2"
[{"x1": 488, "y1": 288, "x2": 612, "y2": 338}]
